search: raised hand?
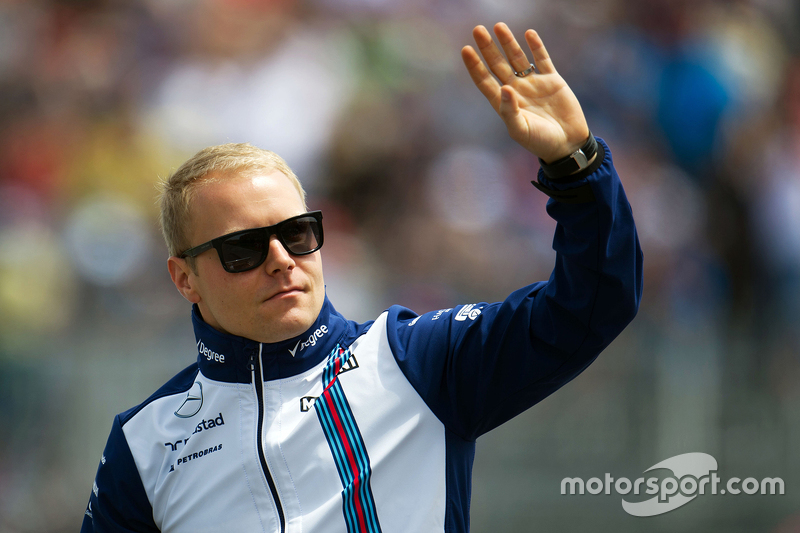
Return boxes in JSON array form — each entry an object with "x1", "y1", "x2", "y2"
[{"x1": 461, "y1": 23, "x2": 590, "y2": 164}]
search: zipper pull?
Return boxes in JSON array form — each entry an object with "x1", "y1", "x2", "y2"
[{"x1": 248, "y1": 347, "x2": 257, "y2": 372}]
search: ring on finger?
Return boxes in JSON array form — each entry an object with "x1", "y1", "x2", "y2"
[{"x1": 514, "y1": 63, "x2": 535, "y2": 77}]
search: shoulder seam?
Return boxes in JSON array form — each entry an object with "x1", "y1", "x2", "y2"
[{"x1": 119, "y1": 365, "x2": 200, "y2": 427}]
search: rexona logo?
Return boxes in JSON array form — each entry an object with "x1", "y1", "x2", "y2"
[
  {"x1": 197, "y1": 340, "x2": 225, "y2": 364},
  {"x1": 561, "y1": 452, "x2": 785, "y2": 517},
  {"x1": 289, "y1": 325, "x2": 328, "y2": 357},
  {"x1": 454, "y1": 303, "x2": 482, "y2": 321},
  {"x1": 174, "y1": 381, "x2": 203, "y2": 418}
]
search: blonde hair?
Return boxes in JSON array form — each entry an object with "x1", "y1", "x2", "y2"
[{"x1": 157, "y1": 143, "x2": 306, "y2": 259}]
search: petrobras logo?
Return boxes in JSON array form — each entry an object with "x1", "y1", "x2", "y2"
[
  {"x1": 454, "y1": 303, "x2": 482, "y2": 321},
  {"x1": 197, "y1": 340, "x2": 225, "y2": 364},
  {"x1": 289, "y1": 325, "x2": 328, "y2": 357}
]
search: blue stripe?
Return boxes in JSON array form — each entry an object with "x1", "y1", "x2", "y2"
[
  {"x1": 315, "y1": 400, "x2": 348, "y2": 485},
  {"x1": 315, "y1": 395, "x2": 360, "y2": 531},
  {"x1": 328, "y1": 381, "x2": 381, "y2": 529},
  {"x1": 326, "y1": 350, "x2": 381, "y2": 532},
  {"x1": 313, "y1": 345, "x2": 383, "y2": 533},
  {"x1": 328, "y1": 382, "x2": 376, "y2": 528},
  {"x1": 318, "y1": 390, "x2": 361, "y2": 531}
]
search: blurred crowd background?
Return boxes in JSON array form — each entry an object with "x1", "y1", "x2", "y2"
[{"x1": 1, "y1": 0, "x2": 799, "y2": 531}]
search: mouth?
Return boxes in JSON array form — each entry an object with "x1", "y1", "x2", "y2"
[{"x1": 266, "y1": 287, "x2": 304, "y2": 301}]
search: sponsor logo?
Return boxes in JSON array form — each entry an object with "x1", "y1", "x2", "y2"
[
  {"x1": 165, "y1": 438, "x2": 189, "y2": 452},
  {"x1": 174, "y1": 381, "x2": 203, "y2": 418},
  {"x1": 192, "y1": 412, "x2": 225, "y2": 434},
  {"x1": 408, "y1": 316, "x2": 420, "y2": 327},
  {"x1": 339, "y1": 355, "x2": 359, "y2": 374},
  {"x1": 168, "y1": 443, "x2": 223, "y2": 473},
  {"x1": 454, "y1": 304, "x2": 482, "y2": 321},
  {"x1": 300, "y1": 396, "x2": 317, "y2": 412},
  {"x1": 289, "y1": 325, "x2": 328, "y2": 357},
  {"x1": 432, "y1": 308, "x2": 452, "y2": 320},
  {"x1": 164, "y1": 412, "x2": 225, "y2": 451},
  {"x1": 197, "y1": 340, "x2": 225, "y2": 364},
  {"x1": 300, "y1": 355, "x2": 359, "y2": 412},
  {"x1": 560, "y1": 452, "x2": 785, "y2": 517}
]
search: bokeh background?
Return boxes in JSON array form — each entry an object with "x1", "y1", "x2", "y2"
[{"x1": 1, "y1": 0, "x2": 799, "y2": 531}]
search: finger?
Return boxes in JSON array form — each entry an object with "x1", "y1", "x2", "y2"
[
  {"x1": 524, "y1": 29, "x2": 556, "y2": 74},
  {"x1": 461, "y1": 45, "x2": 502, "y2": 111},
  {"x1": 494, "y1": 22, "x2": 533, "y2": 77},
  {"x1": 498, "y1": 86, "x2": 527, "y2": 137},
  {"x1": 472, "y1": 25, "x2": 515, "y2": 83}
]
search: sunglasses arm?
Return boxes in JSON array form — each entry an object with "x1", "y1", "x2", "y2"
[{"x1": 180, "y1": 241, "x2": 214, "y2": 259}]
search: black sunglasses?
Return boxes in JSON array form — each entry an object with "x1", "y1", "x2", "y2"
[{"x1": 180, "y1": 211, "x2": 324, "y2": 273}]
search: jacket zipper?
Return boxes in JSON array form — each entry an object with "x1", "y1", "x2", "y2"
[{"x1": 250, "y1": 345, "x2": 286, "y2": 532}]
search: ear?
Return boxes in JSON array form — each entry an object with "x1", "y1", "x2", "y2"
[{"x1": 168, "y1": 256, "x2": 202, "y2": 304}]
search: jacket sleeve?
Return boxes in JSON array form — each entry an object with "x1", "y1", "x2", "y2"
[
  {"x1": 385, "y1": 138, "x2": 643, "y2": 441},
  {"x1": 81, "y1": 415, "x2": 160, "y2": 533}
]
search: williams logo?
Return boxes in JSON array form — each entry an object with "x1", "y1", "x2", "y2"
[
  {"x1": 174, "y1": 381, "x2": 203, "y2": 418},
  {"x1": 289, "y1": 325, "x2": 328, "y2": 357}
]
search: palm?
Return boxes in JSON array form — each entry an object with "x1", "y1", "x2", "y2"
[{"x1": 462, "y1": 24, "x2": 589, "y2": 163}]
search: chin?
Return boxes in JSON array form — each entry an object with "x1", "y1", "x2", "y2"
[{"x1": 261, "y1": 308, "x2": 315, "y2": 342}]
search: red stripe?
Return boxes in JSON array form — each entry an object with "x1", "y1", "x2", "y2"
[{"x1": 324, "y1": 388, "x2": 368, "y2": 532}]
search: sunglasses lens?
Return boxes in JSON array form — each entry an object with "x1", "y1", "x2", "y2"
[
  {"x1": 280, "y1": 216, "x2": 321, "y2": 254},
  {"x1": 219, "y1": 230, "x2": 267, "y2": 272}
]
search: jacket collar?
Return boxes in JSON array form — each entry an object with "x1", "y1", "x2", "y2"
[{"x1": 192, "y1": 296, "x2": 347, "y2": 383}]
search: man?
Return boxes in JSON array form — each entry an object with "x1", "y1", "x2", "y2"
[{"x1": 82, "y1": 23, "x2": 642, "y2": 532}]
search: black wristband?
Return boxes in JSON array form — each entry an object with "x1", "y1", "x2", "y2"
[
  {"x1": 530, "y1": 140, "x2": 606, "y2": 203},
  {"x1": 538, "y1": 133, "x2": 600, "y2": 181}
]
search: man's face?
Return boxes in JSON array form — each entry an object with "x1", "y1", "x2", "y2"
[{"x1": 174, "y1": 171, "x2": 325, "y2": 344}]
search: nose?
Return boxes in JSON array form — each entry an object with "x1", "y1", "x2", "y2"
[{"x1": 263, "y1": 235, "x2": 295, "y2": 274}]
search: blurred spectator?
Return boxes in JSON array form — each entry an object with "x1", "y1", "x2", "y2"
[{"x1": 1, "y1": 0, "x2": 799, "y2": 530}]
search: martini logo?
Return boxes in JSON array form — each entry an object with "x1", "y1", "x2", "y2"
[
  {"x1": 339, "y1": 354, "x2": 359, "y2": 374},
  {"x1": 300, "y1": 396, "x2": 317, "y2": 412},
  {"x1": 299, "y1": 355, "x2": 358, "y2": 412},
  {"x1": 174, "y1": 381, "x2": 203, "y2": 418}
]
